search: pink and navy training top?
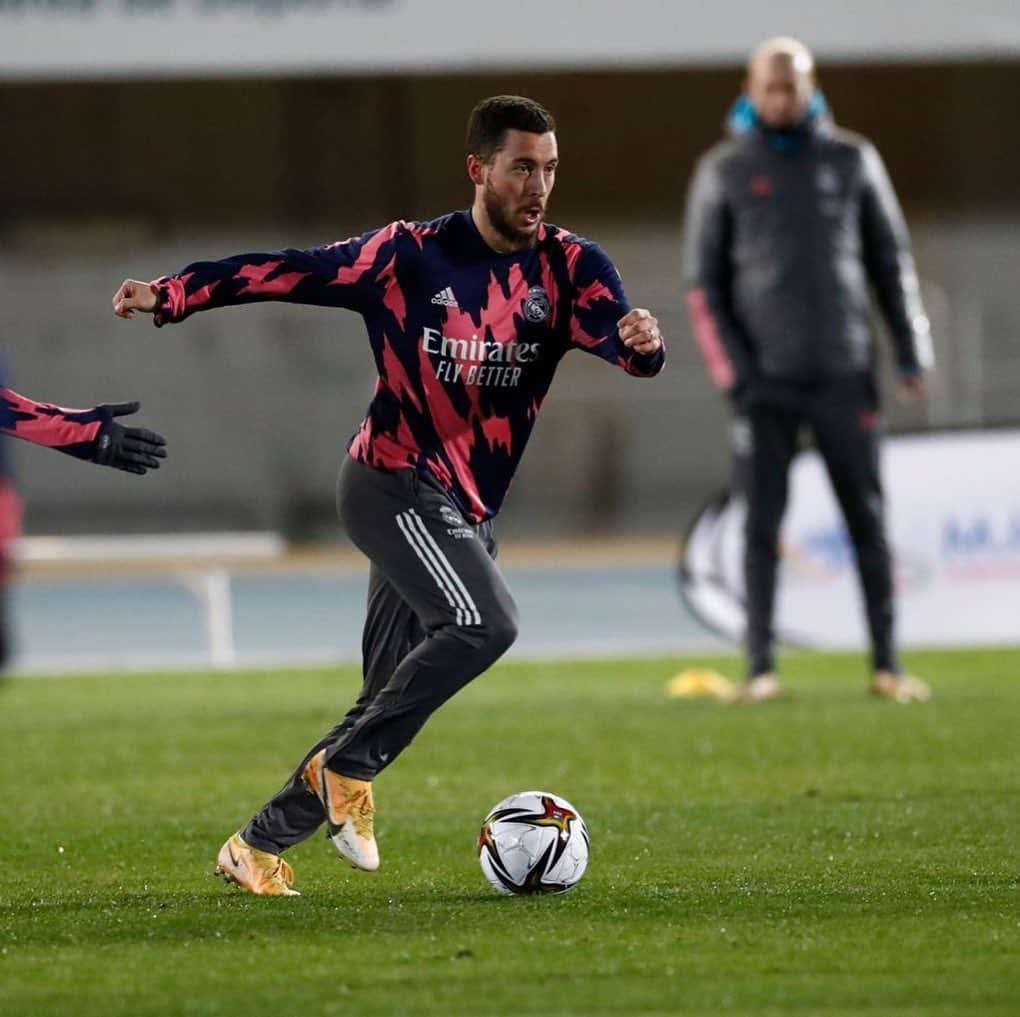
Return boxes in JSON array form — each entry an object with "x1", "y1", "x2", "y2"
[
  {"x1": 0, "y1": 387, "x2": 104, "y2": 457},
  {"x1": 152, "y1": 210, "x2": 665, "y2": 523}
]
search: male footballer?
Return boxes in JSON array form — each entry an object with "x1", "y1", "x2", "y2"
[{"x1": 113, "y1": 95, "x2": 664, "y2": 896}]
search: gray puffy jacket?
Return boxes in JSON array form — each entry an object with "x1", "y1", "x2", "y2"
[{"x1": 683, "y1": 103, "x2": 933, "y2": 395}]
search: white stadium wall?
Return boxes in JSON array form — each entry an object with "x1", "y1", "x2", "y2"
[{"x1": 1, "y1": 0, "x2": 1019, "y2": 79}]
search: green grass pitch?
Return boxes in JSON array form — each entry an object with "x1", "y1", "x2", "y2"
[{"x1": 1, "y1": 648, "x2": 1018, "y2": 1016}]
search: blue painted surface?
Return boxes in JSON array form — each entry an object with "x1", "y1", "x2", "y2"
[{"x1": 11, "y1": 561, "x2": 726, "y2": 672}]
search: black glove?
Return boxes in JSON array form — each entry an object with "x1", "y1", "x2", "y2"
[{"x1": 92, "y1": 402, "x2": 167, "y2": 476}]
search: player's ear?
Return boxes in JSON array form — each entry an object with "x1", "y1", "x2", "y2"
[{"x1": 467, "y1": 154, "x2": 486, "y2": 186}]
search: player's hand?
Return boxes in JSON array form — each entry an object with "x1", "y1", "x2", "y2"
[
  {"x1": 896, "y1": 371, "x2": 928, "y2": 403},
  {"x1": 618, "y1": 308, "x2": 663, "y2": 355},
  {"x1": 92, "y1": 402, "x2": 168, "y2": 475},
  {"x1": 112, "y1": 279, "x2": 158, "y2": 319}
]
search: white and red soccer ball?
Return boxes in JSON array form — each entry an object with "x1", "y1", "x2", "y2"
[{"x1": 477, "y1": 791, "x2": 590, "y2": 895}]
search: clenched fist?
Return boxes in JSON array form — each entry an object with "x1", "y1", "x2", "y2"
[{"x1": 112, "y1": 279, "x2": 158, "y2": 319}]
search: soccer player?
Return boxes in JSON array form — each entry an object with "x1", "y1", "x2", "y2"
[
  {"x1": 683, "y1": 37, "x2": 932, "y2": 703},
  {"x1": 112, "y1": 95, "x2": 665, "y2": 896}
]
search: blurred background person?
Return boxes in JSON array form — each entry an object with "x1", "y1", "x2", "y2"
[{"x1": 683, "y1": 36, "x2": 934, "y2": 703}]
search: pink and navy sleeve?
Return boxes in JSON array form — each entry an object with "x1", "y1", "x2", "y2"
[
  {"x1": 151, "y1": 221, "x2": 408, "y2": 327},
  {"x1": 0, "y1": 387, "x2": 103, "y2": 461},
  {"x1": 568, "y1": 244, "x2": 665, "y2": 377}
]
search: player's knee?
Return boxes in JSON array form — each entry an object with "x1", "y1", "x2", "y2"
[
  {"x1": 444, "y1": 597, "x2": 517, "y2": 663},
  {"x1": 482, "y1": 601, "x2": 519, "y2": 659}
]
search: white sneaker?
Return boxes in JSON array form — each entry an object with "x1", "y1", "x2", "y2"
[
  {"x1": 735, "y1": 672, "x2": 784, "y2": 702},
  {"x1": 303, "y1": 750, "x2": 379, "y2": 871},
  {"x1": 871, "y1": 671, "x2": 931, "y2": 703}
]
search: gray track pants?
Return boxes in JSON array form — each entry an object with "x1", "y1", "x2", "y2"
[{"x1": 243, "y1": 456, "x2": 518, "y2": 854}]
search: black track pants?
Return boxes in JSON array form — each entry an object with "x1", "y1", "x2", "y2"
[
  {"x1": 737, "y1": 375, "x2": 898, "y2": 678},
  {"x1": 243, "y1": 456, "x2": 518, "y2": 854}
]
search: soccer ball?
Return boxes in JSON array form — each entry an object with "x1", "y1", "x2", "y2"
[{"x1": 477, "y1": 791, "x2": 589, "y2": 895}]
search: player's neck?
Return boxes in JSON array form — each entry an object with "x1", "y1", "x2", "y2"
[{"x1": 469, "y1": 204, "x2": 536, "y2": 254}]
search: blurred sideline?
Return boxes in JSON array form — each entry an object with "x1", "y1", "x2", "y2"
[{"x1": 10, "y1": 534, "x2": 725, "y2": 675}]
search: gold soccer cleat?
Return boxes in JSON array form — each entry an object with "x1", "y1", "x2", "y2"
[
  {"x1": 303, "y1": 750, "x2": 379, "y2": 872},
  {"x1": 214, "y1": 832, "x2": 299, "y2": 896},
  {"x1": 870, "y1": 671, "x2": 932, "y2": 704}
]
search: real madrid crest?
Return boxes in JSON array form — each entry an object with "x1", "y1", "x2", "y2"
[{"x1": 523, "y1": 285, "x2": 550, "y2": 324}]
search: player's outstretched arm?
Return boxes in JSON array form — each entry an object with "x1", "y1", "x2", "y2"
[
  {"x1": 112, "y1": 222, "x2": 407, "y2": 328},
  {"x1": 0, "y1": 389, "x2": 167, "y2": 476}
]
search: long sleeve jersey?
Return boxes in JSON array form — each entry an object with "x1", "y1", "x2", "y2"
[
  {"x1": 683, "y1": 108, "x2": 932, "y2": 391},
  {"x1": 0, "y1": 387, "x2": 105, "y2": 461},
  {"x1": 152, "y1": 209, "x2": 664, "y2": 523}
]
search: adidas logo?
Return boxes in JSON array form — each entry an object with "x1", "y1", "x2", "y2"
[{"x1": 430, "y1": 286, "x2": 458, "y2": 307}]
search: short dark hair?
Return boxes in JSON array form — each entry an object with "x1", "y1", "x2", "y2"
[{"x1": 465, "y1": 95, "x2": 556, "y2": 161}]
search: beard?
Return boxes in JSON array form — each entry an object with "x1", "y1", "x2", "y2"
[{"x1": 483, "y1": 181, "x2": 542, "y2": 250}]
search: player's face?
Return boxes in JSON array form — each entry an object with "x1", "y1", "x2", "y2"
[
  {"x1": 476, "y1": 129, "x2": 558, "y2": 248},
  {"x1": 748, "y1": 57, "x2": 814, "y2": 129}
]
